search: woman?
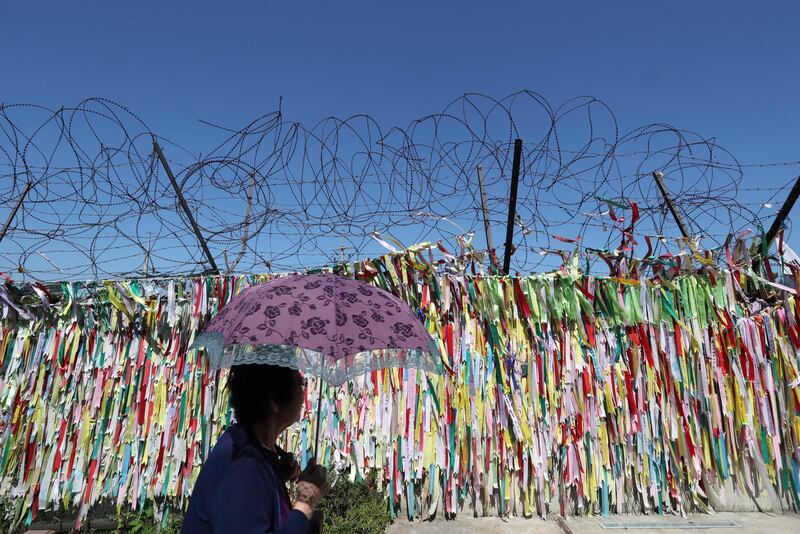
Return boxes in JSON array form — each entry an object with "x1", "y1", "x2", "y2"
[{"x1": 182, "y1": 364, "x2": 329, "y2": 533}]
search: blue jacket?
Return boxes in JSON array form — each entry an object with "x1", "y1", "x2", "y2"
[{"x1": 182, "y1": 424, "x2": 310, "y2": 534}]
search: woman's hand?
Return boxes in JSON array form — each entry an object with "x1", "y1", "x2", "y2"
[
  {"x1": 277, "y1": 448, "x2": 301, "y2": 482},
  {"x1": 292, "y1": 458, "x2": 330, "y2": 519}
]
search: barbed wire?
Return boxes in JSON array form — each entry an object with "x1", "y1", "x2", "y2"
[{"x1": 0, "y1": 91, "x2": 796, "y2": 281}]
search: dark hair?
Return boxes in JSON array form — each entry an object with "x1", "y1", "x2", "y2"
[{"x1": 228, "y1": 364, "x2": 298, "y2": 426}]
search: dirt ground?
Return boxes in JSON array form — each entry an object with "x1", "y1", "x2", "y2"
[{"x1": 386, "y1": 512, "x2": 800, "y2": 534}]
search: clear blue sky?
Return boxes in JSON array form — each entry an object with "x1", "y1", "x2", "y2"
[
  {"x1": 2, "y1": 1, "x2": 799, "y2": 277},
  {"x1": 2, "y1": 1, "x2": 796, "y2": 151}
]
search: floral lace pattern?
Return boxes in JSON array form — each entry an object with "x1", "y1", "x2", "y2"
[{"x1": 193, "y1": 331, "x2": 441, "y2": 385}]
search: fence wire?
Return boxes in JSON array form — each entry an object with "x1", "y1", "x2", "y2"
[{"x1": 0, "y1": 91, "x2": 795, "y2": 281}]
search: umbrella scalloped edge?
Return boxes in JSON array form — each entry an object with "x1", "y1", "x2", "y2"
[{"x1": 194, "y1": 331, "x2": 442, "y2": 386}]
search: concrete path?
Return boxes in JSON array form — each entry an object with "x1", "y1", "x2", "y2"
[{"x1": 386, "y1": 512, "x2": 800, "y2": 533}]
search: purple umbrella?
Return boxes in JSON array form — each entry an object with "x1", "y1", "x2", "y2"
[{"x1": 193, "y1": 273, "x2": 443, "y2": 455}]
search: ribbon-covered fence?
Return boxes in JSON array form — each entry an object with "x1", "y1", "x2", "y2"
[{"x1": 1, "y1": 252, "x2": 800, "y2": 528}]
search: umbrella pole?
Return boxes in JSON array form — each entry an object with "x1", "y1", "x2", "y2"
[{"x1": 313, "y1": 378, "x2": 323, "y2": 461}]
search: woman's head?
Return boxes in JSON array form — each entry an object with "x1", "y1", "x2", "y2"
[{"x1": 228, "y1": 364, "x2": 306, "y2": 430}]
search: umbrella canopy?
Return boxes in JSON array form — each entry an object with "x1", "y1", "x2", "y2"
[{"x1": 194, "y1": 273, "x2": 442, "y2": 384}]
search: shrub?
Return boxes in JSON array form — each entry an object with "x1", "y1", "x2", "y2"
[
  {"x1": 116, "y1": 503, "x2": 183, "y2": 534},
  {"x1": 315, "y1": 473, "x2": 391, "y2": 534}
]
